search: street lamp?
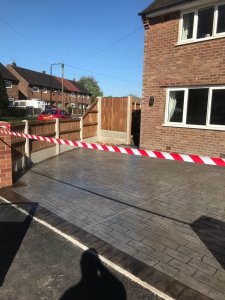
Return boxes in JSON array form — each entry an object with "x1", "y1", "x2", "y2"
[{"x1": 50, "y1": 63, "x2": 64, "y2": 108}]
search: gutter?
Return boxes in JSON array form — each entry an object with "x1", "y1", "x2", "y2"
[{"x1": 139, "y1": 0, "x2": 215, "y2": 18}]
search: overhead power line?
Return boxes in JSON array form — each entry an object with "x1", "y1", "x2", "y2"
[
  {"x1": 0, "y1": 16, "x2": 51, "y2": 59},
  {"x1": 65, "y1": 64, "x2": 142, "y2": 85},
  {"x1": 77, "y1": 27, "x2": 143, "y2": 62}
]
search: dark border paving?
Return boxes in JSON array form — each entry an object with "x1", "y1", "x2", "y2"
[{"x1": 0, "y1": 188, "x2": 211, "y2": 300}]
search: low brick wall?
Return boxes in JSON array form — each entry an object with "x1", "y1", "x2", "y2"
[{"x1": 0, "y1": 122, "x2": 12, "y2": 188}]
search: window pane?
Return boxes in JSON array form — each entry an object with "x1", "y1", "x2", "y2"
[
  {"x1": 186, "y1": 89, "x2": 208, "y2": 125},
  {"x1": 182, "y1": 12, "x2": 194, "y2": 40},
  {"x1": 217, "y1": 5, "x2": 225, "y2": 34},
  {"x1": 197, "y1": 7, "x2": 214, "y2": 39},
  {"x1": 168, "y1": 91, "x2": 184, "y2": 122},
  {"x1": 210, "y1": 90, "x2": 225, "y2": 125}
]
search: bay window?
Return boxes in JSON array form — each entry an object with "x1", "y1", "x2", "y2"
[
  {"x1": 180, "y1": 2, "x2": 225, "y2": 43},
  {"x1": 165, "y1": 87, "x2": 225, "y2": 128}
]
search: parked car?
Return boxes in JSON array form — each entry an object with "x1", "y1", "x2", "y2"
[{"x1": 37, "y1": 109, "x2": 71, "y2": 120}]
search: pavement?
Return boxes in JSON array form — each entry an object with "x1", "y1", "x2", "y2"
[
  {"x1": 1, "y1": 148, "x2": 225, "y2": 299},
  {"x1": 0, "y1": 199, "x2": 161, "y2": 300}
]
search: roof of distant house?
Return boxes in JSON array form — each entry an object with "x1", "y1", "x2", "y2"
[
  {"x1": 55, "y1": 77, "x2": 80, "y2": 93},
  {"x1": 70, "y1": 80, "x2": 91, "y2": 95},
  {"x1": 9, "y1": 65, "x2": 62, "y2": 90},
  {"x1": 139, "y1": 0, "x2": 199, "y2": 17},
  {"x1": 0, "y1": 63, "x2": 19, "y2": 82}
]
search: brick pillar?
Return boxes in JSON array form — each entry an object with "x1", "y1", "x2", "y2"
[{"x1": 0, "y1": 122, "x2": 12, "y2": 188}]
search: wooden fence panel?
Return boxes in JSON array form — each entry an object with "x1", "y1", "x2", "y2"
[
  {"x1": 60, "y1": 118, "x2": 80, "y2": 141},
  {"x1": 101, "y1": 97, "x2": 128, "y2": 132},
  {"x1": 29, "y1": 120, "x2": 56, "y2": 153},
  {"x1": 83, "y1": 100, "x2": 98, "y2": 139}
]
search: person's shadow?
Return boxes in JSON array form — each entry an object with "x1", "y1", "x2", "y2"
[
  {"x1": 60, "y1": 248, "x2": 127, "y2": 300},
  {"x1": 0, "y1": 202, "x2": 37, "y2": 286}
]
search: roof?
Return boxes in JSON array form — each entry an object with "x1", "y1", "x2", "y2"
[
  {"x1": 55, "y1": 77, "x2": 80, "y2": 92},
  {"x1": 0, "y1": 63, "x2": 18, "y2": 82},
  {"x1": 10, "y1": 65, "x2": 62, "y2": 89},
  {"x1": 70, "y1": 80, "x2": 91, "y2": 95},
  {"x1": 139, "y1": 0, "x2": 198, "y2": 17}
]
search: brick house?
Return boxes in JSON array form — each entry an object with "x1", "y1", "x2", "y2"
[
  {"x1": 0, "y1": 63, "x2": 19, "y2": 106},
  {"x1": 70, "y1": 80, "x2": 92, "y2": 108},
  {"x1": 55, "y1": 77, "x2": 91, "y2": 109},
  {"x1": 139, "y1": 0, "x2": 225, "y2": 157},
  {"x1": 7, "y1": 63, "x2": 91, "y2": 109}
]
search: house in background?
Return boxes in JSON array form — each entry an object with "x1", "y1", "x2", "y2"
[
  {"x1": 70, "y1": 80, "x2": 92, "y2": 108},
  {"x1": 7, "y1": 62, "x2": 91, "y2": 109},
  {"x1": 139, "y1": 0, "x2": 225, "y2": 157},
  {"x1": 0, "y1": 63, "x2": 19, "y2": 106},
  {"x1": 8, "y1": 62, "x2": 64, "y2": 106}
]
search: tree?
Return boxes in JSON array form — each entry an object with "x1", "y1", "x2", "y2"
[
  {"x1": 0, "y1": 71, "x2": 8, "y2": 109},
  {"x1": 78, "y1": 76, "x2": 103, "y2": 102}
]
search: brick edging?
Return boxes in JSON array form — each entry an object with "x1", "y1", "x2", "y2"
[{"x1": 0, "y1": 188, "x2": 212, "y2": 300}]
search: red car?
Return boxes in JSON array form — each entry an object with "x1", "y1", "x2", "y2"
[{"x1": 38, "y1": 109, "x2": 71, "y2": 120}]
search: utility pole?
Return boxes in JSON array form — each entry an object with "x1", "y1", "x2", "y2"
[
  {"x1": 62, "y1": 63, "x2": 64, "y2": 109},
  {"x1": 50, "y1": 63, "x2": 64, "y2": 108}
]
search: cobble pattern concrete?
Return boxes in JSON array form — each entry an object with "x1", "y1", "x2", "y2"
[{"x1": 10, "y1": 148, "x2": 225, "y2": 299}]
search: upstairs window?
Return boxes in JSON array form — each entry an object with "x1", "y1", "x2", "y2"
[
  {"x1": 180, "y1": 2, "x2": 225, "y2": 43},
  {"x1": 217, "y1": 4, "x2": 225, "y2": 33},
  {"x1": 5, "y1": 80, "x2": 12, "y2": 88},
  {"x1": 197, "y1": 7, "x2": 214, "y2": 39},
  {"x1": 32, "y1": 86, "x2": 39, "y2": 93},
  {"x1": 43, "y1": 87, "x2": 48, "y2": 93},
  {"x1": 182, "y1": 12, "x2": 194, "y2": 40}
]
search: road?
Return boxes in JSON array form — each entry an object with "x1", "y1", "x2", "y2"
[{"x1": 0, "y1": 199, "x2": 162, "y2": 300}]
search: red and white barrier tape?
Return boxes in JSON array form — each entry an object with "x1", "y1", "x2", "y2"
[{"x1": 0, "y1": 127, "x2": 225, "y2": 167}]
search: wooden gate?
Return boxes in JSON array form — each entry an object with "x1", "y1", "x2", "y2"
[{"x1": 98, "y1": 96, "x2": 139, "y2": 145}]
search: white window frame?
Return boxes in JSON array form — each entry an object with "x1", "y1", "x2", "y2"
[
  {"x1": 8, "y1": 97, "x2": 14, "y2": 106},
  {"x1": 179, "y1": 1, "x2": 225, "y2": 45},
  {"x1": 43, "y1": 87, "x2": 48, "y2": 94},
  {"x1": 5, "y1": 80, "x2": 12, "y2": 89},
  {"x1": 164, "y1": 86, "x2": 225, "y2": 130},
  {"x1": 32, "y1": 86, "x2": 39, "y2": 93}
]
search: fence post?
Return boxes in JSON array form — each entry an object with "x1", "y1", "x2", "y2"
[
  {"x1": 80, "y1": 117, "x2": 83, "y2": 141},
  {"x1": 0, "y1": 122, "x2": 13, "y2": 187},
  {"x1": 126, "y1": 96, "x2": 132, "y2": 145},
  {"x1": 97, "y1": 97, "x2": 102, "y2": 142},
  {"x1": 23, "y1": 120, "x2": 31, "y2": 166},
  {"x1": 55, "y1": 118, "x2": 60, "y2": 155}
]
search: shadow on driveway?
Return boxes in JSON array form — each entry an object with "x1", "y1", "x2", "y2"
[
  {"x1": 0, "y1": 202, "x2": 37, "y2": 286},
  {"x1": 191, "y1": 216, "x2": 225, "y2": 269},
  {"x1": 60, "y1": 248, "x2": 126, "y2": 300}
]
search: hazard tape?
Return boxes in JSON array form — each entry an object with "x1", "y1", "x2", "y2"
[{"x1": 0, "y1": 127, "x2": 225, "y2": 167}]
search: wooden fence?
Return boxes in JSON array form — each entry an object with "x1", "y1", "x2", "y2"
[
  {"x1": 82, "y1": 100, "x2": 98, "y2": 140},
  {"x1": 98, "y1": 96, "x2": 141, "y2": 145},
  {"x1": 7, "y1": 96, "x2": 141, "y2": 181}
]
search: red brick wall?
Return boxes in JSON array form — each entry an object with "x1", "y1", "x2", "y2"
[
  {"x1": 141, "y1": 12, "x2": 225, "y2": 157},
  {"x1": 7, "y1": 65, "x2": 29, "y2": 99},
  {"x1": 0, "y1": 122, "x2": 12, "y2": 187},
  {"x1": 6, "y1": 82, "x2": 19, "y2": 100}
]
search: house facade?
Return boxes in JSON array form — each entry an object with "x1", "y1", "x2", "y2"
[
  {"x1": 139, "y1": 0, "x2": 225, "y2": 157},
  {"x1": 0, "y1": 63, "x2": 19, "y2": 106},
  {"x1": 7, "y1": 62, "x2": 91, "y2": 109}
]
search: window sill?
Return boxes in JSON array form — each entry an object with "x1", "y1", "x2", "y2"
[
  {"x1": 163, "y1": 123, "x2": 225, "y2": 131},
  {"x1": 176, "y1": 34, "x2": 225, "y2": 46}
]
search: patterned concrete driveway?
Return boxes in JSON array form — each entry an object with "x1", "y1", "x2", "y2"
[{"x1": 4, "y1": 148, "x2": 225, "y2": 299}]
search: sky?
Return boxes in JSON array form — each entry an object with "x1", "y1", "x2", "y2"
[{"x1": 0, "y1": 0, "x2": 152, "y2": 97}]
